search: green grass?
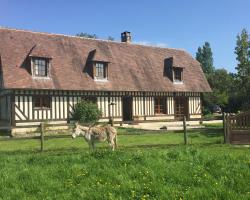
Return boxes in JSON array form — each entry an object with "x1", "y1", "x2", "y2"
[
  {"x1": 0, "y1": 127, "x2": 224, "y2": 152},
  {"x1": 203, "y1": 123, "x2": 223, "y2": 128},
  {"x1": 0, "y1": 126, "x2": 250, "y2": 200}
]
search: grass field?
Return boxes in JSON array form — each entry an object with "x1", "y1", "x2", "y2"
[{"x1": 0, "y1": 125, "x2": 250, "y2": 200}]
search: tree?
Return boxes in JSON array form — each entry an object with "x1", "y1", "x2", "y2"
[
  {"x1": 206, "y1": 69, "x2": 234, "y2": 111},
  {"x1": 234, "y1": 29, "x2": 250, "y2": 109},
  {"x1": 196, "y1": 42, "x2": 216, "y2": 113},
  {"x1": 196, "y1": 42, "x2": 215, "y2": 75},
  {"x1": 107, "y1": 36, "x2": 115, "y2": 41},
  {"x1": 76, "y1": 32, "x2": 98, "y2": 39},
  {"x1": 73, "y1": 101, "x2": 102, "y2": 124},
  {"x1": 235, "y1": 29, "x2": 250, "y2": 78},
  {"x1": 202, "y1": 68, "x2": 234, "y2": 113}
]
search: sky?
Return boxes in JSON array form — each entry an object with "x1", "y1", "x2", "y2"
[{"x1": 1, "y1": 0, "x2": 250, "y2": 73}]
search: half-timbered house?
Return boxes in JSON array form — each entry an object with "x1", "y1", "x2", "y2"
[{"x1": 0, "y1": 28, "x2": 211, "y2": 132}]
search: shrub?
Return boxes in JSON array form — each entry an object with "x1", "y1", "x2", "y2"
[{"x1": 73, "y1": 100, "x2": 102, "y2": 124}]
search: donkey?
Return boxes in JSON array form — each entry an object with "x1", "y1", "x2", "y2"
[{"x1": 72, "y1": 122, "x2": 118, "y2": 151}]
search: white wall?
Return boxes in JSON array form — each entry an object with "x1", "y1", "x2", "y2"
[
  {"x1": 188, "y1": 97, "x2": 201, "y2": 114},
  {"x1": 12, "y1": 91, "x2": 202, "y2": 123}
]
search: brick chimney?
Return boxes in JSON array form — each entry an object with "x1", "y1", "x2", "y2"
[{"x1": 121, "y1": 31, "x2": 132, "y2": 43}]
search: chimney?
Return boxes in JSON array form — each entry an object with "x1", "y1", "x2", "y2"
[{"x1": 121, "y1": 31, "x2": 132, "y2": 43}]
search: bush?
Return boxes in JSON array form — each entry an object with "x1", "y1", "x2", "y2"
[{"x1": 73, "y1": 100, "x2": 102, "y2": 124}]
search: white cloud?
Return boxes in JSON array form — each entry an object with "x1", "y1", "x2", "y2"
[{"x1": 134, "y1": 40, "x2": 168, "y2": 48}]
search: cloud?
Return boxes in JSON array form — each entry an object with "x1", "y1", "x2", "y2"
[{"x1": 134, "y1": 40, "x2": 168, "y2": 48}]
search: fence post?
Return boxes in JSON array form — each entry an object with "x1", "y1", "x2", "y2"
[
  {"x1": 223, "y1": 112, "x2": 227, "y2": 143},
  {"x1": 40, "y1": 122, "x2": 44, "y2": 151},
  {"x1": 226, "y1": 114, "x2": 230, "y2": 144},
  {"x1": 183, "y1": 116, "x2": 187, "y2": 145},
  {"x1": 109, "y1": 117, "x2": 114, "y2": 127}
]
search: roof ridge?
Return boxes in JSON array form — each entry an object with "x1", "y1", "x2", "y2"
[{"x1": 0, "y1": 26, "x2": 186, "y2": 52}]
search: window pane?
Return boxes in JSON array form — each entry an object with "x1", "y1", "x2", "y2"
[
  {"x1": 95, "y1": 63, "x2": 105, "y2": 79},
  {"x1": 174, "y1": 68, "x2": 182, "y2": 81},
  {"x1": 82, "y1": 96, "x2": 97, "y2": 104},
  {"x1": 33, "y1": 58, "x2": 48, "y2": 77},
  {"x1": 34, "y1": 97, "x2": 41, "y2": 108},
  {"x1": 34, "y1": 96, "x2": 51, "y2": 109},
  {"x1": 154, "y1": 97, "x2": 166, "y2": 114}
]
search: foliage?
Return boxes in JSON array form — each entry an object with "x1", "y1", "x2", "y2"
[
  {"x1": 76, "y1": 33, "x2": 115, "y2": 42},
  {"x1": 203, "y1": 69, "x2": 235, "y2": 112},
  {"x1": 196, "y1": 42, "x2": 217, "y2": 113},
  {"x1": 234, "y1": 28, "x2": 250, "y2": 110},
  {"x1": 76, "y1": 32, "x2": 98, "y2": 39},
  {"x1": 196, "y1": 42, "x2": 215, "y2": 75},
  {"x1": 73, "y1": 100, "x2": 102, "y2": 124},
  {"x1": 196, "y1": 42, "x2": 232, "y2": 113},
  {"x1": 196, "y1": 40, "x2": 248, "y2": 113},
  {"x1": 235, "y1": 29, "x2": 250, "y2": 78}
]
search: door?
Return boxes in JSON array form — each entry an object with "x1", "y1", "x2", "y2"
[
  {"x1": 122, "y1": 96, "x2": 133, "y2": 121},
  {"x1": 174, "y1": 96, "x2": 188, "y2": 120}
]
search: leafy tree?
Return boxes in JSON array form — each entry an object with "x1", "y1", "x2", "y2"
[
  {"x1": 76, "y1": 32, "x2": 98, "y2": 39},
  {"x1": 234, "y1": 28, "x2": 250, "y2": 109},
  {"x1": 196, "y1": 42, "x2": 215, "y2": 75},
  {"x1": 203, "y1": 69, "x2": 234, "y2": 112},
  {"x1": 73, "y1": 101, "x2": 102, "y2": 124},
  {"x1": 199, "y1": 29, "x2": 250, "y2": 113},
  {"x1": 196, "y1": 42, "x2": 216, "y2": 113},
  {"x1": 196, "y1": 47, "x2": 203, "y2": 65},
  {"x1": 235, "y1": 29, "x2": 250, "y2": 78}
]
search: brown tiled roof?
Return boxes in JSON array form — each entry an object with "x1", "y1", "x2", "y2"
[
  {"x1": 0, "y1": 28, "x2": 211, "y2": 92},
  {"x1": 29, "y1": 44, "x2": 52, "y2": 58}
]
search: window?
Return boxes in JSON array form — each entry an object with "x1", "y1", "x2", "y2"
[
  {"x1": 81, "y1": 96, "x2": 97, "y2": 104},
  {"x1": 34, "y1": 96, "x2": 51, "y2": 109},
  {"x1": 154, "y1": 97, "x2": 166, "y2": 114},
  {"x1": 173, "y1": 68, "x2": 183, "y2": 82},
  {"x1": 94, "y1": 62, "x2": 107, "y2": 80},
  {"x1": 33, "y1": 58, "x2": 48, "y2": 77}
]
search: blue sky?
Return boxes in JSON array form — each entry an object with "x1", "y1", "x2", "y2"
[{"x1": 1, "y1": 0, "x2": 250, "y2": 72}]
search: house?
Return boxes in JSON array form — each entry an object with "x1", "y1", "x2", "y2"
[{"x1": 0, "y1": 28, "x2": 211, "y2": 133}]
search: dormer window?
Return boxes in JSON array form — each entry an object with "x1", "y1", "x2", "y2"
[
  {"x1": 173, "y1": 67, "x2": 183, "y2": 83},
  {"x1": 32, "y1": 57, "x2": 49, "y2": 77},
  {"x1": 164, "y1": 57, "x2": 184, "y2": 83},
  {"x1": 94, "y1": 62, "x2": 108, "y2": 80}
]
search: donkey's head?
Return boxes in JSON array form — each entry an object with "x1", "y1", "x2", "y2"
[{"x1": 72, "y1": 122, "x2": 89, "y2": 139}]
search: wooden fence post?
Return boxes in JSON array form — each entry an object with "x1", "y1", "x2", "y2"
[
  {"x1": 226, "y1": 114, "x2": 231, "y2": 144},
  {"x1": 40, "y1": 122, "x2": 45, "y2": 151},
  {"x1": 183, "y1": 116, "x2": 187, "y2": 145},
  {"x1": 223, "y1": 112, "x2": 227, "y2": 143},
  {"x1": 109, "y1": 117, "x2": 114, "y2": 126}
]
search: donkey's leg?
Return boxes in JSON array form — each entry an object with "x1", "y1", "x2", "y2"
[
  {"x1": 88, "y1": 141, "x2": 95, "y2": 152},
  {"x1": 88, "y1": 142, "x2": 92, "y2": 152},
  {"x1": 91, "y1": 141, "x2": 95, "y2": 151},
  {"x1": 114, "y1": 135, "x2": 118, "y2": 148},
  {"x1": 110, "y1": 139, "x2": 115, "y2": 151}
]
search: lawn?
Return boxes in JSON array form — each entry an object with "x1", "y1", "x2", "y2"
[{"x1": 0, "y1": 125, "x2": 249, "y2": 200}]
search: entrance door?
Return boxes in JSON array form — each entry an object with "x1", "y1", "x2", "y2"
[
  {"x1": 174, "y1": 96, "x2": 188, "y2": 120},
  {"x1": 122, "y1": 96, "x2": 133, "y2": 121}
]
